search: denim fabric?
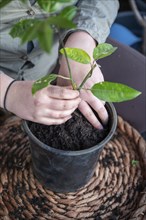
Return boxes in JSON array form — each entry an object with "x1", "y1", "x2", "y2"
[{"x1": 0, "y1": 0, "x2": 119, "y2": 80}]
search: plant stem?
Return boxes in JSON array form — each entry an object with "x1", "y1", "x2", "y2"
[
  {"x1": 57, "y1": 31, "x2": 76, "y2": 89},
  {"x1": 78, "y1": 63, "x2": 96, "y2": 91},
  {"x1": 57, "y1": 75, "x2": 70, "y2": 81}
]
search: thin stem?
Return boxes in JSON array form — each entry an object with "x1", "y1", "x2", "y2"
[
  {"x1": 78, "y1": 63, "x2": 96, "y2": 91},
  {"x1": 57, "y1": 75, "x2": 71, "y2": 81},
  {"x1": 57, "y1": 31, "x2": 76, "y2": 89}
]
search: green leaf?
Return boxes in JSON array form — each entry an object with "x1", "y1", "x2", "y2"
[
  {"x1": 60, "y1": 47, "x2": 91, "y2": 64},
  {"x1": 37, "y1": 0, "x2": 55, "y2": 12},
  {"x1": 47, "y1": 16, "x2": 76, "y2": 29},
  {"x1": 93, "y1": 43, "x2": 117, "y2": 60},
  {"x1": 10, "y1": 19, "x2": 38, "y2": 40},
  {"x1": 90, "y1": 81, "x2": 141, "y2": 102},
  {"x1": 32, "y1": 74, "x2": 58, "y2": 95},
  {"x1": 0, "y1": 0, "x2": 26, "y2": 8},
  {"x1": 0, "y1": 0, "x2": 12, "y2": 8},
  {"x1": 60, "y1": 6, "x2": 77, "y2": 20},
  {"x1": 21, "y1": 21, "x2": 41, "y2": 44},
  {"x1": 10, "y1": 19, "x2": 53, "y2": 53},
  {"x1": 55, "y1": 0, "x2": 72, "y2": 2},
  {"x1": 38, "y1": 24, "x2": 53, "y2": 53},
  {"x1": 37, "y1": 0, "x2": 72, "y2": 13}
]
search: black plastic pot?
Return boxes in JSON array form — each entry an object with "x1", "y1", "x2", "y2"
[{"x1": 23, "y1": 102, "x2": 117, "y2": 193}]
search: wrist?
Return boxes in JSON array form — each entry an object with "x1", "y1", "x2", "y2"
[
  {"x1": 0, "y1": 73, "x2": 14, "y2": 108},
  {"x1": 6, "y1": 81, "x2": 34, "y2": 116},
  {"x1": 1, "y1": 73, "x2": 37, "y2": 121}
]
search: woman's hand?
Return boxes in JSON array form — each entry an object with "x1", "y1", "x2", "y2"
[
  {"x1": 57, "y1": 31, "x2": 108, "y2": 129},
  {"x1": 31, "y1": 85, "x2": 81, "y2": 125},
  {"x1": 1, "y1": 73, "x2": 81, "y2": 125}
]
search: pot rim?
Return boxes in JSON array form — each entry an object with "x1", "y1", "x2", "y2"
[{"x1": 23, "y1": 102, "x2": 117, "y2": 156}]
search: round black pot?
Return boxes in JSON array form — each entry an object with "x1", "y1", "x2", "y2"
[{"x1": 23, "y1": 102, "x2": 117, "y2": 193}]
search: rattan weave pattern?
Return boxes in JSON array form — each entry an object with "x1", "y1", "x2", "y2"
[{"x1": 0, "y1": 116, "x2": 146, "y2": 220}]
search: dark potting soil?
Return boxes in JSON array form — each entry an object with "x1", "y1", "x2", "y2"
[{"x1": 29, "y1": 110, "x2": 109, "y2": 151}]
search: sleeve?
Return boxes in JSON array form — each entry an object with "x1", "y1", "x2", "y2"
[
  {"x1": 61, "y1": 0, "x2": 119, "y2": 44},
  {"x1": 74, "y1": 0, "x2": 120, "y2": 43}
]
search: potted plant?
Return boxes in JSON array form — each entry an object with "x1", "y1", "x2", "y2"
[
  {"x1": 1, "y1": 0, "x2": 141, "y2": 192},
  {"x1": 22, "y1": 42, "x2": 140, "y2": 192}
]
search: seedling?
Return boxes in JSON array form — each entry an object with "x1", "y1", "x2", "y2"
[{"x1": 32, "y1": 43, "x2": 141, "y2": 103}]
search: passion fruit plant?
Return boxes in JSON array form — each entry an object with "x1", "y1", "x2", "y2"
[{"x1": 1, "y1": 0, "x2": 141, "y2": 102}]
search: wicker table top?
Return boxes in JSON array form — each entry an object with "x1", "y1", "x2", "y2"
[{"x1": 0, "y1": 116, "x2": 146, "y2": 220}]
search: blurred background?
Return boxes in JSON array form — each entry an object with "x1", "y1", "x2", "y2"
[{"x1": 110, "y1": 0, "x2": 146, "y2": 55}]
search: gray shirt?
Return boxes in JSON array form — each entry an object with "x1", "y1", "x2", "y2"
[{"x1": 0, "y1": 0, "x2": 119, "y2": 80}]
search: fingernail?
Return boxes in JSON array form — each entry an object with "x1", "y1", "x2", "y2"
[
  {"x1": 103, "y1": 118, "x2": 109, "y2": 126},
  {"x1": 97, "y1": 124, "x2": 104, "y2": 130}
]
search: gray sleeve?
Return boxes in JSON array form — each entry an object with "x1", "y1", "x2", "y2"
[{"x1": 73, "y1": 0, "x2": 119, "y2": 43}]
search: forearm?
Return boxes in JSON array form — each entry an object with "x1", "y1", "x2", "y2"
[
  {"x1": 64, "y1": 31, "x2": 96, "y2": 55},
  {"x1": 59, "y1": 31, "x2": 96, "y2": 83}
]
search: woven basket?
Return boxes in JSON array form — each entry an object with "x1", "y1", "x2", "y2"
[{"x1": 0, "y1": 116, "x2": 146, "y2": 220}]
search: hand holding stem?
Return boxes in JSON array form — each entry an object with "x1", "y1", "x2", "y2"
[{"x1": 58, "y1": 31, "x2": 108, "y2": 129}]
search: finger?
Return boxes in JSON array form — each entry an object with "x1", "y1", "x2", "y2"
[
  {"x1": 78, "y1": 100, "x2": 103, "y2": 130},
  {"x1": 34, "y1": 91, "x2": 81, "y2": 110},
  {"x1": 46, "y1": 97, "x2": 81, "y2": 111},
  {"x1": 47, "y1": 85, "x2": 79, "y2": 99},
  {"x1": 87, "y1": 96, "x2": 109, "y2": 125},
  {"x1": 35, "y1": 107, "x2": 77, "y2": 119}
]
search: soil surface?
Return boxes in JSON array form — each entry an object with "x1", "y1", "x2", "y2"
[{"x1": 29, "y1": 110, "x2": 109, "y2": 151}]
